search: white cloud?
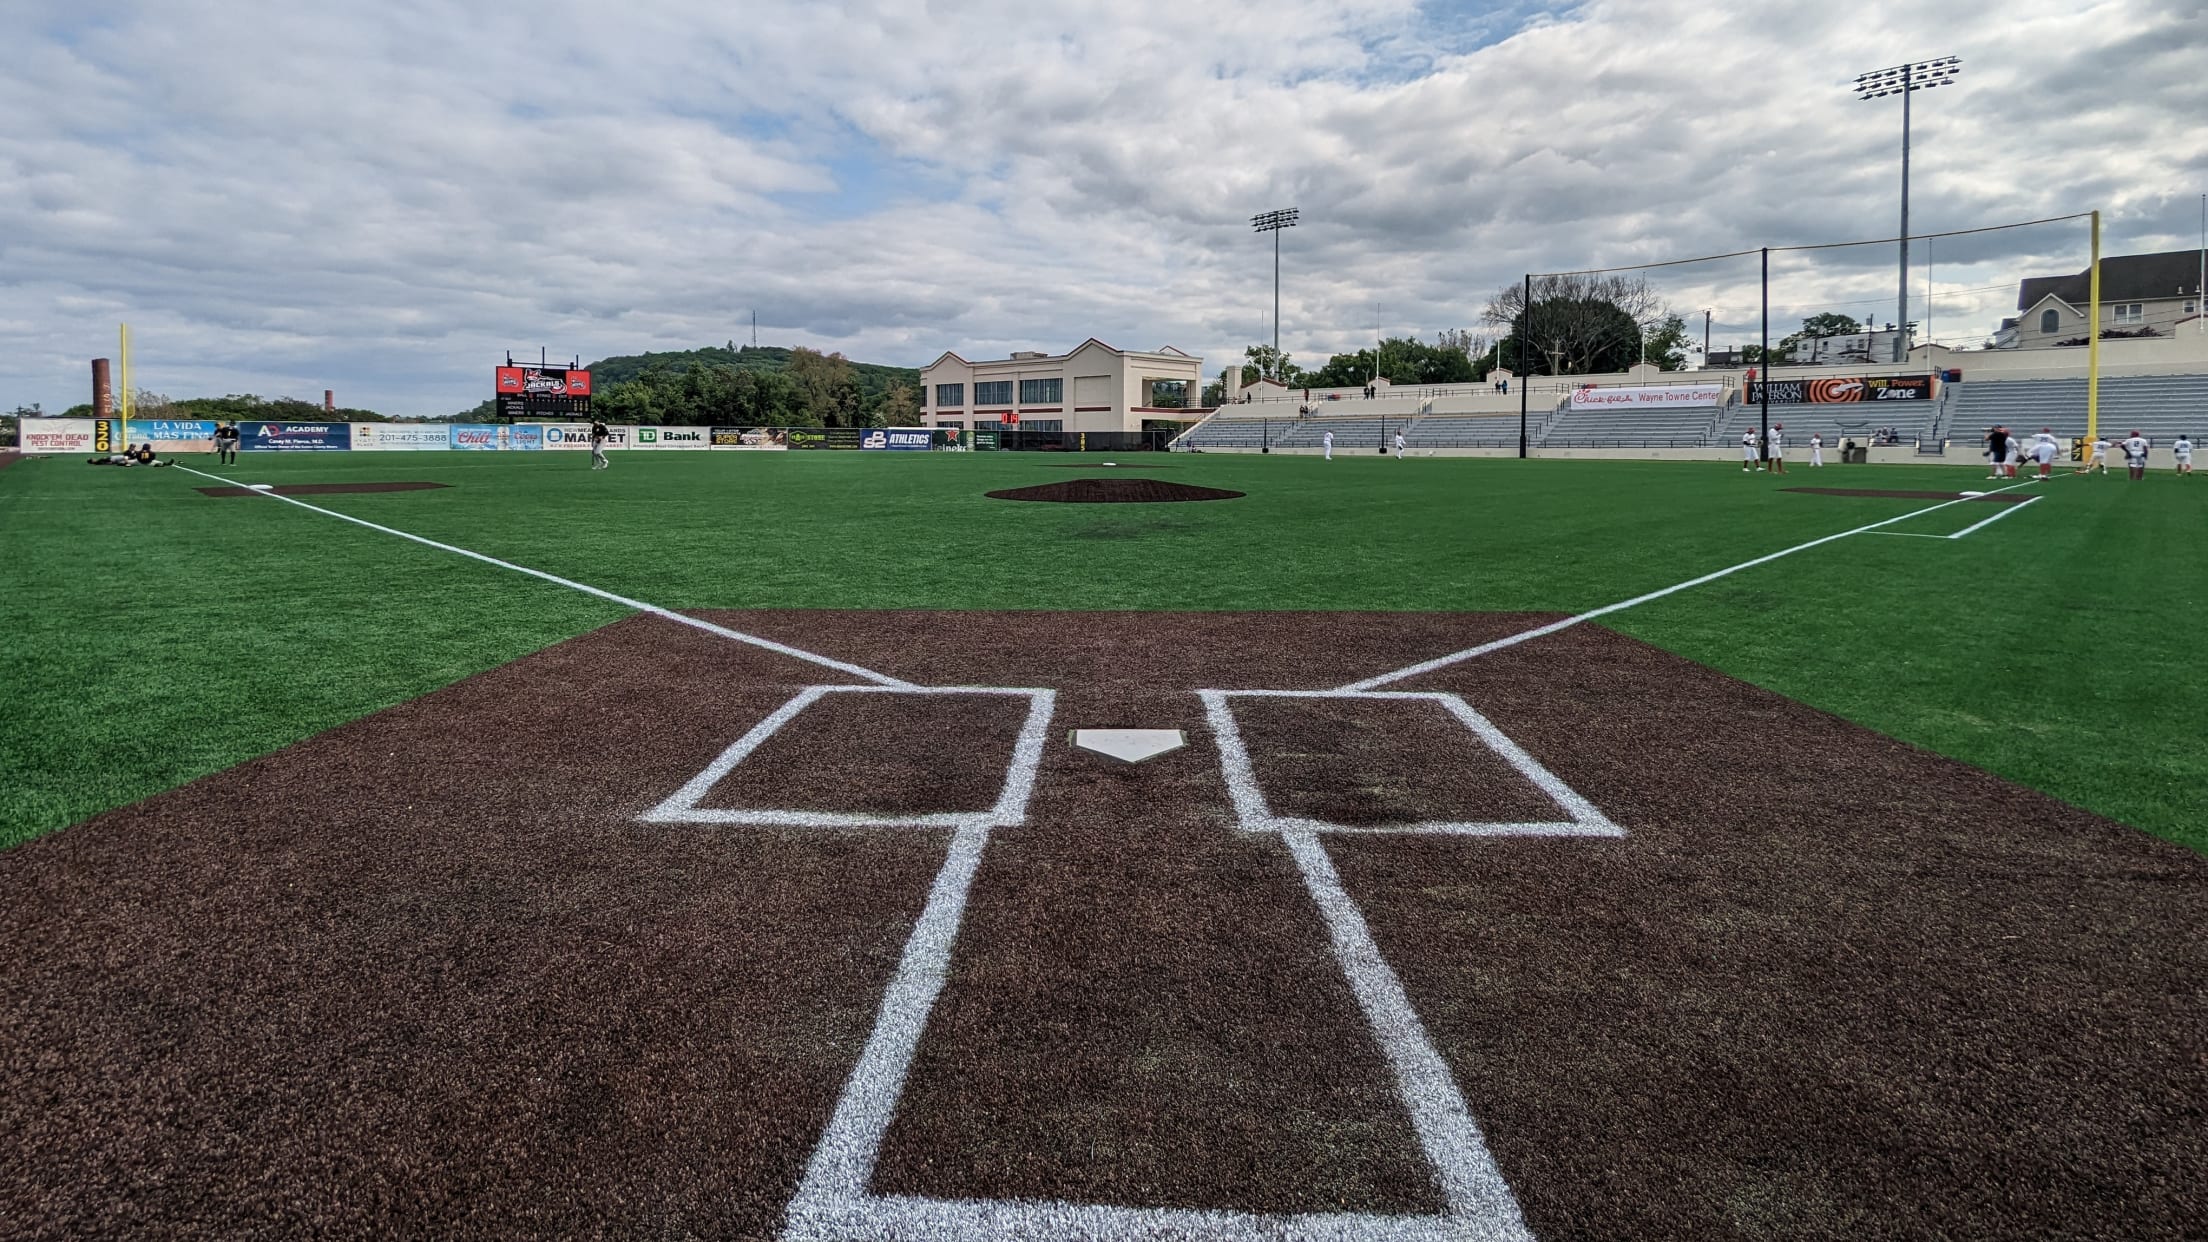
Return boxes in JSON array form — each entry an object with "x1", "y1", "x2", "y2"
[{"x1": 2, "y1": 0, "x2": 2203, "y2": 415}]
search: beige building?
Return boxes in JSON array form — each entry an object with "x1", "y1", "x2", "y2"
[
  {"x1": 919, "y1": 339, "x2": 1205, "y2": 434},
  {"x1": 2005, "y1": 250, "x2": 2206, "y2": 349}
]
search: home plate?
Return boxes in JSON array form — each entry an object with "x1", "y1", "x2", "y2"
[
  {"x1": 1960, "y1": 490, "x2": 1985, "y2": 497},
  {"x1": 1071, "y1": 729, "x2": 1185, "y2": 763},
  {"x1": 246, "y1": 483, "x2": 274, "y2": 490}
]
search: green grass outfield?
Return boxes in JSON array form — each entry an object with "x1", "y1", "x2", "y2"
[{"x1": 3, "y1": 449, "x2": 2201, "y2": 851}]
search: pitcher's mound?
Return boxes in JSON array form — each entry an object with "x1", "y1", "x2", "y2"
[{"x1": 986, "y1": 478, "x2": 1243, "y2": 504}]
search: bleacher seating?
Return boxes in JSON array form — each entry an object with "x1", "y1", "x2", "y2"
[
  {"x1": 1949, "y1": 375, "x2": 2208, "y2": 443},
  {"x1": 1711, "y1": 399, "x2": 1939, "y2": 450},
  {"x1": 1403, "y1": 415, "x2": 1519, "y2": 447},
  {"x1": 1538, "y1": 402, "x2": 1718, "y2": 447},
  {"x1": 1267, "y1": 417, "x2": 1398, "y2": 451}
]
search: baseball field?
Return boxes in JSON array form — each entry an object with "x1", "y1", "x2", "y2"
[{"x1": 3, "y1": 447, "x2": 2204, "y2": 1239}]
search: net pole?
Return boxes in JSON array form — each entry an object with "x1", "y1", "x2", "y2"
[
  {"x1": 1760, "y1": 248, "x2": 1770, "y2": 464},
  {"x1": 2086, "y1": 210, "x2": 2101, "y2": 444},
  {"x1": 1518, "y1": 272, "x2": 1530, "y2": 458}
]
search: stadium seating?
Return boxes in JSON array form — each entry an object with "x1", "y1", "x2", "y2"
[
  {"x1": 1948, "y1": 375, "x2": 2208, "y2": 444},
  {"x1": 1538, "y1": 401, "x2": 1720, "y2": 447},
  {"x1": 1403, "y1": 414, "x2": 1520, "y2": 447},
  {"x1": 1711, "y1": 398, "x2": 1941, "y2": 451}
]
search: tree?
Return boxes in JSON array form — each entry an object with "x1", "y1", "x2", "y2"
[
  {"x1": 878, "y1": 382, "x2": 921, "y2": 426},
  {"x1": 1771, "y1": 312, "x2": 1867, "y2": 363},
  {"x1": 1241, "y1": 343, "x2": 1301, "y2": 385},
  {"x1": 787, "y1": 347, "x2": 864, "y2": 426},
  {"x1": 1643, "y1": 314, "x2": 1691, "y2": 371},
  {"x1": 1484, "y1": 274, "x2": 1669, "y2": 376}
]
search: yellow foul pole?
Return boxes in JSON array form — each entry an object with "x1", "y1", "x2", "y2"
[
  {"x1": 118, "y1": 323, "x2": 133, "y2": 441},
  {"x1": 2085, "y1": 212, "x2": 2101, "y2": 444}
]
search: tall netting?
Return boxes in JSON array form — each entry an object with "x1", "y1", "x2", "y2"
[{"x1": 1508, "y1": 214, "x2": 2100, "y2": 459}]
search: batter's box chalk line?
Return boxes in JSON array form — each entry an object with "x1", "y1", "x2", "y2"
[
  {"x1": 1198, "y1": 689, "x2": 1625, "y2": 839},
  {"x1": 638, "y1": 684, "x2": 1057, "y2": 830},
  {"x1": 647, "y1": 684, "x2": 1620, "y2": 1241}
]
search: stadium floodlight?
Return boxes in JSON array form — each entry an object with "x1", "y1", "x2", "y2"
[
  {"x1": 1251, "y1": 208, "x2": 1300, "y2": 356},
  {"x1": 1855, "y1": 56, "x2": 1962, "y2": 362}
]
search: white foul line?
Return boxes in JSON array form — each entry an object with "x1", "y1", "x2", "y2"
[
  {"x1": 1339, "y1": 476, "x2": 2053, "y2": 692},
  {"x1": 1944, "y1": 493, "x2": 2041, "y2": 539},
  {"x1": 172, "y1": 463, "x2": 912, "y2": 688}
]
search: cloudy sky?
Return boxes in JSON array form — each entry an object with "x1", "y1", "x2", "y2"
[{"x1": 5, "y1": 0, "x2": 2204, "y2": 417}]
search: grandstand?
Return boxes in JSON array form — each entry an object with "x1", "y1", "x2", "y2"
[
  {"x1": 1948, "y1": 375, "x2": 2208, "y2": 443},
  {"x1": 1712, "y1": 394, "x2": 1944, "y2": 451},
  {"x1": 1540, "y1": 398, "x2": 1720, "y2": 447}
]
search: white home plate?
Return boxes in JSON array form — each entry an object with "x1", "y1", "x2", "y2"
[
  {"x1": 246, "y1": 483, "x2": 274, "y2": 490},
  {"x1": 1071, "y1": 729, "x2": 1185, "y2": 763},
  {"x1": 1960, "y1": 490, "x2": 1985, "y2": 497}
]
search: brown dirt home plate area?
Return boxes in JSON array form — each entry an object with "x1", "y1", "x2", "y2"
[
  {"x1": 987, "y1": 478, "x2": 1244, "y2": 503},
  {"x1": 3, "y1": 610, "x2": 2204, "y2": 1240}
]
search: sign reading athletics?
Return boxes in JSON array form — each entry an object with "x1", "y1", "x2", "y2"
[
  {"x1": 1570, "y1": 383, "x2": 1726, "y2": 410},
  {"x1": 1747, "y1": 375, "x2": 1935, "y2": 403},
  {"x1": 494, "y1": 362, "x2": 593, "y2": 422}
]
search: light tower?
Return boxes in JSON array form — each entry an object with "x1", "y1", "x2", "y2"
[
  {"x1": 1854, "y1": 56, "x2": 1961, "y2": 362},
  {"x1": 1251, "y1": 208, "x2": 1299, "y2": 358}
]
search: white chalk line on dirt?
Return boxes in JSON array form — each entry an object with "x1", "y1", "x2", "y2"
[
  {"x1": 173, "y1": 463, "x2": 911, "y2": 688},
  {"x1": 1339, "y1": 475, "x2": 2056, "y2": 692}
]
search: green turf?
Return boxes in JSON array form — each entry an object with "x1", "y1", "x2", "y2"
[{"x1": 2, "y1": 449, "x2": 2200, "y2": 851}]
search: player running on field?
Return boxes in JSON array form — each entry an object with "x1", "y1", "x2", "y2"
[
  {"x1": 2175, "y1": 434, "x2": 2194, "y2": 477},
  {"x1": 1741, "y1": 428, "x2": 1760, "y2": 471},
  {"x1": 589, "y1": 419, "x2": 610, "y2": 470},
  {"x1": 2121, "y1": 430, "x2": 2151, "y2": 481}
]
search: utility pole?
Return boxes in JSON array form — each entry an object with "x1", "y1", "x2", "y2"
[{"x1": 1855, "y1": 56, "x2": 1962, "y2": 363}]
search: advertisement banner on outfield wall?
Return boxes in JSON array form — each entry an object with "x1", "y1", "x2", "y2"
[
  {"x1": 135, "y1": 419, "x2": 218, "y2": 453},
  {"x1": 241, "y1": 421, "x2": 351, "y2": 451},
  {"x1": 635, "y1": 425, "x2": 710, "y2": 450},
  {"x1": 1746, "y1": 375, "x2": 1936, "y2": 403},
  {"x1": 351, "y1": 422, "x2": 450, "y2": 450},
  {"x1": 882, "y1": 428, "x2": 932, "y2": 451},
  {"x1": 449, "y1": 424, "x2": 514, "y2": 450},
  {"x1": 1569, "y1": 384, "x2": 1727, "y2": 410},
  {"x1": 711, "y1": 427, "x2": 790, "y2": 449},
  {"x1": 787, "y1": 427, "x2": 861, "y2": 450},
  {"x1": 860, "y1": 429, "x2": 891, "y2": 449},
  {"x1": 18, "y1": 419, "x2": 97, "y2": 454},
  {"x1": 541, "y1": 424, "x2": 633, "y2": 450}
]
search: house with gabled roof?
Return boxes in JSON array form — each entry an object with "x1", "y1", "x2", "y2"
[
  {"x1": 919, "y1": 339, "x2": 1205, "y2": 435},
  {"x1": 2009, "y1": 250, "x2": 2206, "y2": 349}
]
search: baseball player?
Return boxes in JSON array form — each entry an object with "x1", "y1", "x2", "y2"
[
  {"x1": 2121, "y1": 429, "x2": 2151, "y2": 481},
  {"x1": 1741, "y1": 427, "x2": 1760, "y2": 472},
  {"x1": 1809, "y1": 431, "x2": 1825, "y2": 468},
  {"x1": 1393, "y1": 430, "x2": 1405, "y2": 460},
  {"x1": 2030, "y1": 427, "x2": 2061, "y2": 480},
  {"x1": 2076, "y1": 436, "x2": 2111, "y2": 475},
  {"x1": 212, "y1": 421, "x2": 240, "y2": 465},
  {"x1": 589, "y1": 418, "x2": 610, "y2": 470},
  {"x1": 2174, "y1": 434, "x2": 2193, "y2": 477},
  {"x1": 1767, "y1": 423, "x2": 1787, "y2": 474},
  {"x1": 1984, "y1": 425, "x2": 2011, "y2": 480},
  {"x1": 1322, "y1": 428, "x2": 1334, "y2": 461}
]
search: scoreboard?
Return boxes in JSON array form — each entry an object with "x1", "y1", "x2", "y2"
[{"x1": 495, "y1": 365, "x2": 593, "y2": 420}]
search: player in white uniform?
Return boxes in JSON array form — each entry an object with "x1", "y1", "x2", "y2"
[
  {"x1": 2175, "y1": 435, "x2": 2194, "y2": 477},
  {"x1": 1322, "y1": 429, "x2": 1334, "y2": 461},
  {"x1": 2030, "y1": 427, "x2": 2060, "y2": 480},
  {"x1": 1767, "y1": 422, "x2": 1787, "y2": 474},
  {"x1": 1809, "y1": 432, "x2": 1824, "y2": 468},
  {"x1": 2121, "y1": 430, "x2": 2151, "y2": 481},
  {"x1": 1741, "y1": 428, "x2": 1760, "y2": 471},
  {"x1": 2076, "y1": 437, "x2": 2110, "y2": 475},
  {"x1": 1393, "y1": 430, "x2": 1405, "y2": 459}
]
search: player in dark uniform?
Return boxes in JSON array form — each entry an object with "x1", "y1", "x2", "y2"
[
  {"x1": 1984, "y1": 425, "x2": 2010, "y2": 480},
  {"x1": 589, "y1": 419, "x2": 610, "y2": 470},
  {"x1": 213, "y1": 421, "x2": 241, "y2": 465}
]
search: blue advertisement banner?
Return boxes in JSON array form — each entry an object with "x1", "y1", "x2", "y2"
[
  {"x1": 241, "y1": 421, "x2": 351, "y2": 451},
  {"x1": 507, "y1": 424, "x2": 544, "y2": 451},
  {"x1": 884, "y1": 428, "x2": 932, "y2": 451},
  {"x1": 860, "y1": 429, "x2": 890, "y2": 450},
  {"x1": 133, "y1": 419, "x2": 218, "y2": 441}
]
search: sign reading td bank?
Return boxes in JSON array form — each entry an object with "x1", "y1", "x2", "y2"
[{"x1": 637, "y1": 427, "x2": 709, "y2": 449}]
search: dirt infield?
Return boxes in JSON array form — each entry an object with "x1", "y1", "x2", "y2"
[
  {"x1": 195, "y1": 481, "x2": 451, "y2": 498},
  {"x1": 4, "y1": 610, "x2": 2204, "y2": 1240},
  {"x1": 986, "y1": 478, "x2": 1244, "y2": 503},
  {"x1": 0, "y1": 451, "x2": 20, "y2": 471},
  {"x1": 1784, "y1": 486, "x2": 2030, "y2": 503}
]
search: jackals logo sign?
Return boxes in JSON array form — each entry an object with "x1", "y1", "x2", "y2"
[{"x1": 495, "y1": 367, "x2": 592, "y2": 397}]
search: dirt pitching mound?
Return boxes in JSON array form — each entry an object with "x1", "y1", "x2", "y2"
[
  {"x1": 1784, "y1": 486, "x2": 2029, "y2": 503},
  {"x1": 986, "y1": 478, "x2": 1243, "y2": 503},
  {"x1": 196, "y1": 481, "x2": 451, "y2": 498}
]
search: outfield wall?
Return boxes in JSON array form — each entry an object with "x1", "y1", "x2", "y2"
[{"x1": 10, "y1": 421, "x2": 949, "y2": 454}]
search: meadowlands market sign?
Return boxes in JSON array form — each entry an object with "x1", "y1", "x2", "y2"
[{"x1": 1570, "y1": 384, "x2": 1727, "y2": 410}]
